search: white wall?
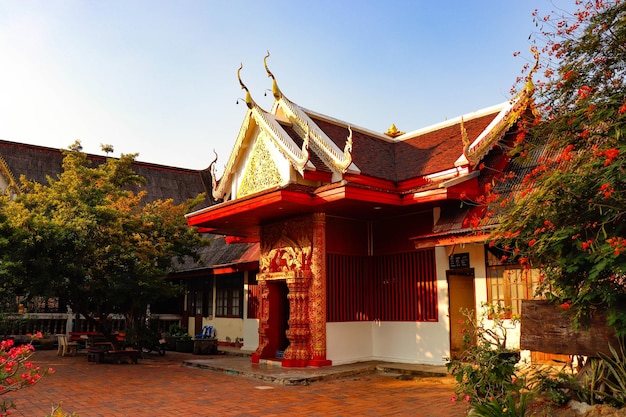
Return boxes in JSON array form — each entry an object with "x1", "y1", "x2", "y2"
[
  {"x1": 327, "y1": 321, "x2": 374, "y2": 364},
  {"x1": 242, "y1": 318, "x2": 259, "y2": 351},
  {"x1": 372, "y1": 321, "x2": 449, "y2": 365},
  {"x1": 327, "y1": 252, "x2": 452, "y2": 366}
]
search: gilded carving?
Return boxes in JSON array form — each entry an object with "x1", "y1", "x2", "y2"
[
  {"x1": 309, "y1": 212, "x2": 328, "y2": 362},
  {"x1": 255, "y1": 214, "x2": 330, "y2": 366},
  {"x1": 283, "y1": 274, "x2": 311, "y2": 365},
  {"x1": 253, "y1": 280, "x2": 271, "y2": 360},
  {"x1": 0, "y1": 155, "x2": 20, "y2": 197},
  {"x1": 259, "y1": 216, "x2": 313, "y2": 275},
  {"x1": 238, "y1": 135, "x2": 283, "y2": 198}
]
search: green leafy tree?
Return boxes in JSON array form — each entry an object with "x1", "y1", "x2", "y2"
[
  {"x1": 488, "y1": 1, "x2": 626, "y2": 333},
  {"x1": 0, "y1": 142, "x2": 207, "y2": 339}
]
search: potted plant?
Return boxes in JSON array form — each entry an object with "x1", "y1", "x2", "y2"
[
  {"x1": 175, "y1": 333, "x2": 194, "y2": 353},
  {"x1": 165, "y1": 323, "x2": 185, "y2": 350}
]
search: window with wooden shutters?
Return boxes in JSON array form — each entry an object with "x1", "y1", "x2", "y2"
[
  {"x1": 485, "y1": 248, "x2": 542, "y2": 317},
  {"x1": 216, "y1": 273, "x2": 244, "y2": 318},
  {"x1": 487, "y1": 267, "x2": 541, "y2": 317}
]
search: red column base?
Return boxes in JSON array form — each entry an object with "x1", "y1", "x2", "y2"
[
  {"x1": 307, "y1": 358, "x2": 332, "y2": 367},
  {"x1": 281, "y1": 358, "x2": 309, "y2": 368}
]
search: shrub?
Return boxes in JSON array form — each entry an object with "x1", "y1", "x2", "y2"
[{"x1": 447, "y1": 303, "x2": 524, "y2": 410}]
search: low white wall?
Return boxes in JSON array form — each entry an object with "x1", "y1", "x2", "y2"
[
  {"x1": 199, "y1": 317, "x2": 242, "y2": 343},
  {"x1": 371, "y1": 321, "x2": 449, "y2": 365},
  {"x1": 327, "y1": 321, "x2": 374, "y2": 364},
  {"x1": 242, "y1": 318, "x2": 259, "y2": 351},
  {"x1": 327, "y1": 320, "x2": 449, "y2": 366}
]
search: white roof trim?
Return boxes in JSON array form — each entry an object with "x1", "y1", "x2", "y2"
[{"x1": 396, "y1": 102, "x2": 509, "y2": 142}]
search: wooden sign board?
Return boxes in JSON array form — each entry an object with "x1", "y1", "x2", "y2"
[{"x1": 520, "y1": 300, "x2": 619, "y2": 357}]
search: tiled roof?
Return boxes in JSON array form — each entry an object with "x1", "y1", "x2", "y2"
[
  {"x1": 281, "y1": 122, "x2": 332, "y2": 174},
  {"x1": 308, "y1": 112, "x2": 500, "y2": 182},
  {"x1": 311, "y1": 117, "x2": 396, "y2": 179},
  {"x1": 0, "y1": 139, "x2": 209, "y2": 206},
  {"x1": 394, "y1": 113, "x2": 498, "y2": 180}
]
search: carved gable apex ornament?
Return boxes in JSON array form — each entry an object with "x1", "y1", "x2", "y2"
[{"x1": 213, "y1": 62, "x2": 315, "y2": 200}]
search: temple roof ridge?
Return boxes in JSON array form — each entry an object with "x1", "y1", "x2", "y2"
[
  {"x1": 273, "y1": 94, "x2": 359, "y2": 175},
  {"x1": 251, "y1": 105, "x2": 313, "y2": 174},
  {"x1": 299, "y1": 107, "x2": 392, "y2": 141},
  {"x1": 396, "y1": 102, "x2": 508, "y2": 142}
]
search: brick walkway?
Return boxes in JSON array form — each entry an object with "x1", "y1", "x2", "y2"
[{"x1": 7, "y1": 349, "x2": 469, "y2": 417}]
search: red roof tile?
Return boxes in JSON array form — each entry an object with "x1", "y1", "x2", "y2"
[{"x1": 308, "y1": 111, "x2": 500, "y2": 183}]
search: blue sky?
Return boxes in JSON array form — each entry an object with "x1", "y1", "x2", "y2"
[{"x1": 0, "y1": 1, "x2": 564, "y2": 173}]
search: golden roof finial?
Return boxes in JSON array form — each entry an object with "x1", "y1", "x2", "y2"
[
  {"x1": 237, "y1": 63, "x2": 254, "y2": 109},
  {"x1": 336, "y1": 126, "x2": 354, "y2": 173},
  {"x1": 385, "y1": 123, "x2": 405, "y2": 138},
  {"x1": 460, "y1": 117, "x2": 471, "y2": 158},
  {"x1": 521, "y1": 47, "x2": 540, "y2": 96},
  {"x1": 263, "y1": 51, "x2": 282, "y2": 100}
]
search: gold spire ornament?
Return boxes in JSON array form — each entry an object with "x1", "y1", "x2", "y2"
[
  {"x1": 460, "y1": 117, "x2": 471, "y2": 158},
  {"x1": 385, "y1": 123, "x2": 405, "y2": 138},
  {"x1": 237, "y1": 63, "x2": 254, "y2": 109},
  {"x1": 337, "y1": 126, "x2": 354, "y2": 173},
  {"x1": 264, "y1": 51, "x2": 282, "y2": 100}
]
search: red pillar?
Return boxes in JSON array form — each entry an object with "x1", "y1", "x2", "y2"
[{"x1": 308, "y1": 212, "x2": 331, "y2": 367}]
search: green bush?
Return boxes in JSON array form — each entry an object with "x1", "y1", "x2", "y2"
[{"x1": 447, "y1": 303, "x2": 524, "y2": 409}]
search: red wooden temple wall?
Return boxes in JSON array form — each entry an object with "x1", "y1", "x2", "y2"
[{"x1": 326, "y1": 250, "x2": 438, "y2": 322}]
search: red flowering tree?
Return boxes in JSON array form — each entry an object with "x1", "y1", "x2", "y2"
[{"x1": 489, "y1": 1, "x2": 626, "y2": 334}]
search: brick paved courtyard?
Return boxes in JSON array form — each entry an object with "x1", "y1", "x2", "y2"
[{"x1": 7, "y1": 349, "x2": 468, "y2": 417}]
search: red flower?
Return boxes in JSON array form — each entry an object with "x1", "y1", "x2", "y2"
[
  {"x1": 577, "y1": 85, "x2": 593, "y2": 99},
  {"x1": 603, "y1": 149, "x2": 619, "y2": 166}
]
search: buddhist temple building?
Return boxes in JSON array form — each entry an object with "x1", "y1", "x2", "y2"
[{"x1": 186, "y1": 54, "x2": 539, "y2": 367}]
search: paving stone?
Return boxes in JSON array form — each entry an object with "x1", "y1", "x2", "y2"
[{"x1": 8, "y1": 349, "x2": 468, "y2": 416}]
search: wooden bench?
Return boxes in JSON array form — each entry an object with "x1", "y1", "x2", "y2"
[
  {"x1": 88, "y1": 347, "x2": 141, "y2": 364},
  {"x1": 87, "y1": 346, "x2": 110, "y2": 363}
]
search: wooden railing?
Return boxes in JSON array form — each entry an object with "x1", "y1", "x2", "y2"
[{"x1": 1, "y1": 313, "x2": 182, "y2": 337}]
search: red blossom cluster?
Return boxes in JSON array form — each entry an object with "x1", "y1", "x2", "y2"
[
  {"x1": 593, "y1": 146, "x2": 620, "y2": 166},
  {"x1": 0, "y1": 336, "x2": 54, "y2": 417},
  {"x1": 581, "y1": 239, "x2": 594, "y2": 250},
  {"x1": 577, "y1": 85, "x2": 593, "y2": 99},
  {"x1": 607, "y1": 236, "x2": 626, "y2": 256},
  {"x1": 599, "y1": 183, "x2": 615, "y2": 198}
]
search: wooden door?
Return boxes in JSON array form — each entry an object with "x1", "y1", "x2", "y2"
[{"x1": 448, "y1": 271, "x2": 476, "y2": 360}]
